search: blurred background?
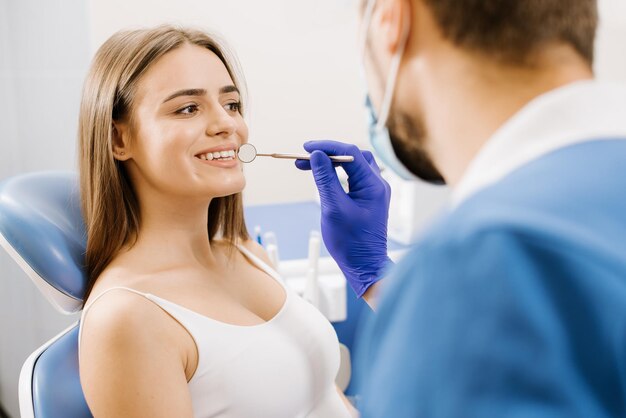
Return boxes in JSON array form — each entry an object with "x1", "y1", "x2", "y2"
[{"x1": 1, "y1": 0, "x2": 625, "y2": 416}]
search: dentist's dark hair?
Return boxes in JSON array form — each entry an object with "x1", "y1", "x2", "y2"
[
  {"x1": 78, "y1": 25, "x2": 249, "y2": 304},
  {"x1": 422, "y1": 0, "x2": 598, "y2": 66}
]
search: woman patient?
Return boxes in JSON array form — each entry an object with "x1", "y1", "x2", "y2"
[{"x1": 78, "y1": 25, "x2": 355, "y2": 418}]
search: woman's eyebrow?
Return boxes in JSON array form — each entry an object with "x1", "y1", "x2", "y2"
[
  {"x1": 162, "y1": 88, "x2": 206, "y2": 104},
  {"x1": 161, "y1": 85, "x2": 239, "y2": 104},
  {"x1": 219, "y1": 85, "x2": 239, "y2": 95}
]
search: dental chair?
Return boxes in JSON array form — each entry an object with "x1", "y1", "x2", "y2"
[{"x1": 0, "y1": 171, "x2": 92, "y2": 417}]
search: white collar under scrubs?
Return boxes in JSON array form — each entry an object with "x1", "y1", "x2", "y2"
[{"x1": 452, "y1": 79, "x2": 626, "y2": 208}]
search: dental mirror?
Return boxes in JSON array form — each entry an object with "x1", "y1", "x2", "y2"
[{"x1": 237, "y1": 143, "x2": 354, "y2": 164}]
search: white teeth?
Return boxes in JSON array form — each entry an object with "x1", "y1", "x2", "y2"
[{"x1": 198, "y1": 149, "x2": 236, "y2": 161}]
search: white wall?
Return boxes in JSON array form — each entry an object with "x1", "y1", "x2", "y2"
[
  {"x1": 596, "y1": 0, "x2": 626, "y2": 81},
  {"x1": 87, "y1": 0, "x2": 368, "y2": 206},
  {"x1": 0, "y1": 2, "x2": 89, "y2": 416}
]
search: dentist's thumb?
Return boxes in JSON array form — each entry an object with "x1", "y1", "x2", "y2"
[{"x1": 309, "y1": 150, "x2": 347, "y2": 212}]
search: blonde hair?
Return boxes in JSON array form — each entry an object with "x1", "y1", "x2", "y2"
[{"x1": 78, "y1": 25, "x2": 249, "y2": 302}]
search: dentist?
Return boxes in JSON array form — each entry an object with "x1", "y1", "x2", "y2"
[{"x1": 297, "y1": 0, "x2": 626, "y2": 416}]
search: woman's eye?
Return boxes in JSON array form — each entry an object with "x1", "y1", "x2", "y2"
[
  {"x1": 176, "y1": 104, "x2": 199, "y2": 115},
  {"x1": 225, "y1": 102, "x2": 241, "y2": 113}
]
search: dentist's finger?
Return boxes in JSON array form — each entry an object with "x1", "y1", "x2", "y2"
[
  {"x1": 304, "y1": 140, "x2": 374, "y2": 183},
  {"x1": 362, "y1": 150, "x2": 382, "y2": 174},
  {"x1": 295, "y1": 159, "x2": 312, "y2": 170}
]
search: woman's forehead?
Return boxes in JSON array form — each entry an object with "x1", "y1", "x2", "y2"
[{"x1": 135, "y1": 43, "x2": 234, "y2": 103}]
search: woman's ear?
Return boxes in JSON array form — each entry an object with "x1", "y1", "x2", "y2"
[{"x1": 111, "y1": 121, "x2": 131, "y2": 161}]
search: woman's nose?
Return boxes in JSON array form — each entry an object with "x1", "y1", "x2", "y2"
[{"x1": 205, "y1": 106, "x2": 236, "y2": 138}]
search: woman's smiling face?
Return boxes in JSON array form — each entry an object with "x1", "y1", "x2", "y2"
[{"x1": 116, "y1": 42, "x2": 248, "y2": 201}]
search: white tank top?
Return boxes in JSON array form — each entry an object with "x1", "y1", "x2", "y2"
[{"x1": 79, "y1": 244, "x2": 351, "y2": 418}]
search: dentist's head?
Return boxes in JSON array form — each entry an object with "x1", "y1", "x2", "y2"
[
  {"x1": 78, "y1": 26, "x2": 250, "y2": 299},
  {"x1": 359, "y1": 0, "x2": 597, "y2": 184}
]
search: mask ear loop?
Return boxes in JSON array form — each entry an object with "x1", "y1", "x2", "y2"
[
  {"x1": 375, "y1": 8, "x2": 410, "y2": 131},
  {"x1": 358, "y1": 0, "x2": 378, "y2": 58}
]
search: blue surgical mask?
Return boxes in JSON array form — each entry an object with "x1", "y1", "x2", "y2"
[
  {"x1": 365, "y1": 95, "x2": 418, "y2": 180},
  {"x1": 360, "y1": 0, "x2": 416, "y2": 181}
]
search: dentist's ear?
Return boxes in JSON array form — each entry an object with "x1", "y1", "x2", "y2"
[
  {"x1": 111, "y1": 122, "x2": 131, "y2": 161},
  {"x1": 376, "y1": 0, "x2": 412, "y2": 54}
]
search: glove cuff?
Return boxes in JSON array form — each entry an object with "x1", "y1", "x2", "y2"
[{"x1": 345, "y1": 256, "x2": 394, "y2": 298}]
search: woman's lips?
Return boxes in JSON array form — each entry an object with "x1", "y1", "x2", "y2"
[{"x1": 195, "y1": 155, "x2": 239, "y2": 168}]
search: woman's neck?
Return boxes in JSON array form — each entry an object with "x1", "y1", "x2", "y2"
[{"x1": 124, "y1": 196, "x2": 222, "y2": 271}]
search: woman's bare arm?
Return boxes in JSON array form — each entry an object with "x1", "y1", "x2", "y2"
[{"x1": 79, "y1": 291, "x2": 195, "y2": 417}]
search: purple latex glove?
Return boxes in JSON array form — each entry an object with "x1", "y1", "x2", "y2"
[{"x1": 295, "y1": 140, "x2": 393, "y2": 298}]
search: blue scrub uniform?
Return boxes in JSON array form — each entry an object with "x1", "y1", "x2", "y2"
[{"x1": 356, "y1": 139, "x2": 626, "y2": 417}]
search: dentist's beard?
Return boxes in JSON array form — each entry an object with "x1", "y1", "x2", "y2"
[{"x1": 387, "y1": 105, "x2": 446, "y2": 185}]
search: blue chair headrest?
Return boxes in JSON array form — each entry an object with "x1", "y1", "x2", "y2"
[
  {"x1": 31, "y1": 324, "x2": 93, "y2": 417},
  {"x1": 0, "y1": 171, "x2": 86, "y2": 313}
]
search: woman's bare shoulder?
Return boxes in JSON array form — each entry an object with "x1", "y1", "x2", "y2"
[
  {"x1": 81, "y1": 259, "x2": 184, "y2": 353},
  {"x1": 81, "y1": 286, "x2": 167, "y2": 350}
]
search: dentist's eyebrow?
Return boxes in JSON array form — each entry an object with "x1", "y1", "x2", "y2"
[{"x1": 162, "y1": 88, "x2": 207, "y2": 104}]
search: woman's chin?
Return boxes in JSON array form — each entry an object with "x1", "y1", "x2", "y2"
[{"x1": 208, "y1": 178, "x2": 246, "y2": 198}]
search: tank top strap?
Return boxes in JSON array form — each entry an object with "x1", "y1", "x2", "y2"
[
  {"x1": 235, "y1": 243, "x2": 285, "y2": 285},
  {"x1": 78, "y1": 286, "x2": 153, "y2": 359},
  {"x1": 81, "y1": 286, "x2": 149, "y2": 316}
]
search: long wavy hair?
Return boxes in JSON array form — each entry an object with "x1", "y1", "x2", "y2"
[{"x1": 78, "y1": 25, "x2": 249, "y2": 303}]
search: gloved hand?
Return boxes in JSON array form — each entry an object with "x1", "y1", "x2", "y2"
[{"x1": 295, "y1": 140, "x2": 393, "y2": 298}]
